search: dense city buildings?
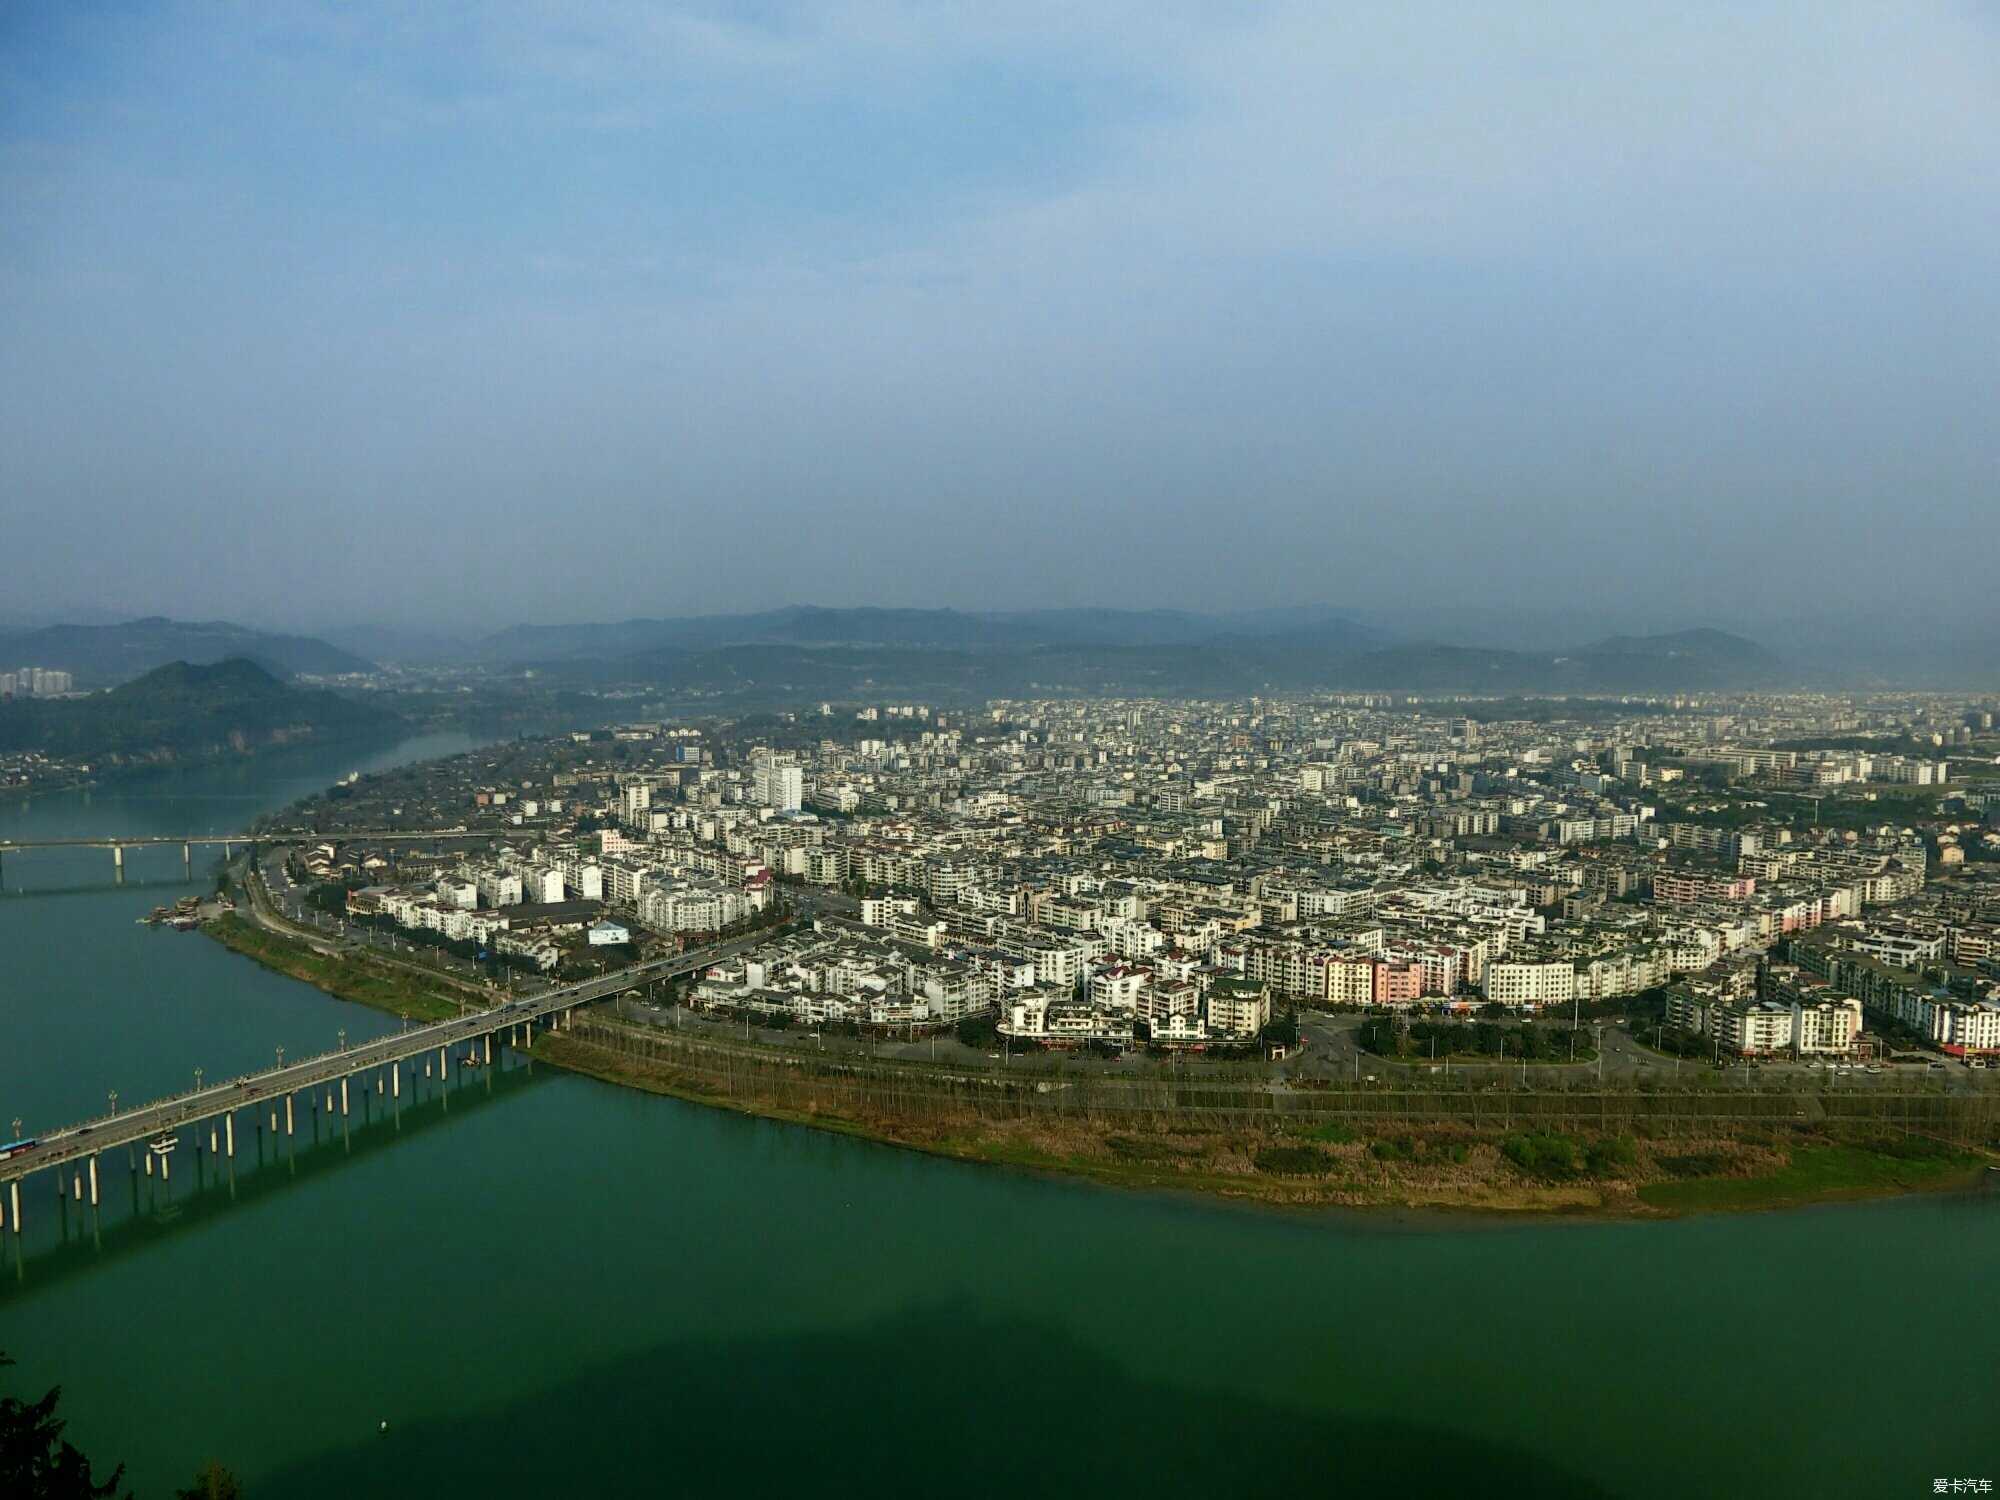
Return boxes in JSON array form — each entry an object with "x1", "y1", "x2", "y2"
[{"x1": 279, "y1": 691, "x2": 2000, "y2": 1060}]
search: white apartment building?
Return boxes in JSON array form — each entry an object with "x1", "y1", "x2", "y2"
[
  {"x1": 1204, "y1": 983, "x2": 1272, "y2": 1040},
  {"x1": 1940, "y1": 1000, "x2": 2000, "y2": 1054},
  {"x1": 621, "y1": 782, "x2": 652, "y2": 824},
  {"x1": 1714, "y1": 1001, "x2": 1794, "y2": 1056},
  {"x1": 1792, "y1": 998, "x2": 1863, "y2": 1055},
  {"x1": 1484, "y1": 960, "x2": 1576, "y2": 1008},
  {"x1": 751, "y1": 749, "x2": 804, "y2": 812},
  {"x1": 474, "y1": 869, "x2": 523, "y2": 908},
  {"x1": 1090, "y1": 965, "x2": 1150, "y2": 1012},
  {"x1": 602, "y1": 861, "x2": 659, "y2": 906},
  {"x1": 1136, "y1": 980, "x2": 1201, "y2": 1025},
  {"x1": 1321, "y1": 956, "x2": 1377, "y2": 1008}
]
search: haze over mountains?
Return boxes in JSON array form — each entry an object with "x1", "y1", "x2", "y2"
[
  {"x1": 0, "y1": 658, "x2": 393, "y2": 768},
  {"x1": 479, "y1": 605, "x2": 1389, "y2": 661},
  {"x1": 480, "y1": 608, "x2": 1792, "y2": 700},
  {"x1": 52, "y1": 604, "x2": 2000, "y2": 705},
  {"x1": 3, "y1": 607, "x2": 1813, "y2": 701},
  {"x1": 499, "y1": 618, "x2": 1787, "y2": 704},
  {"x1": 0, "y1": 618, "x2": 372, "y2": 688}
]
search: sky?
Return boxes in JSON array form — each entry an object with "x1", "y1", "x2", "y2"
[{"x1": 2, "y1": 1, "x2": 1997, "y2": 639}]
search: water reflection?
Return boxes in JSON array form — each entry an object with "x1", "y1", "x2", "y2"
[
  {"x1": 1, "y1": 1051, "x2": 546, "y2": 1301},
  {"x1": 266, "y1": 1304, "x2": 1615, "y2": 1500}
]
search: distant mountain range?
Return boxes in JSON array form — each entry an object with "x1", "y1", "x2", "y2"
[
  {"x1": 0, "y1": 658, "x2": 396, "y2": 768},
  {"x1": 481, "y1": 605, "x2": 1388, "y2": 661},
  {"x1": 486, "y1": 610, "x2": 1791, "y2": 702},
  {"x1": 0, "y1": 608, "x2": 1800, "y2": 704},
  {"x1": 0, "y1": 618, "x2": 373, "y2": 687}
]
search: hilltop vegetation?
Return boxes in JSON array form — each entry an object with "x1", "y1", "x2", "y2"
[
  {"x1": 514, "y1": 627, "x2": 1790, "y2": 706},
  {"x1": 0, "y1": 616, "x2": 371, "y2": 687},
  {"x1": 0, "y1": 658, "x2": 395, "y2": 769}
]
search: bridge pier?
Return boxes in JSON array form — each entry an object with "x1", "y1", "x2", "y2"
[
  {"x1": 112, "y1": 844, "x2": 124, "y2": 881},
  {"x1": 225, "y1": 1113, "x2": 235, "y2": 1158},
  {"x1": 340, "y1": 1077, "x2": 349, "y2": 1116},
  {"x1": 285, "y1": 1095, "x2": 294, "y2": 1136},
  {"x1": 8, "y1": 1180, "x2": 18, "y2": 1235},
  {"x1": 484, "y1": 1033, "x2": 493, "y2": 1066},
  {"x1": 184, "y1": 842, "x2": 192, "y2": 876},
  {"x1": 88, "y1": 1155, "x2": 98, "y2": 1207},
  {"x1": 392, "y1": 1063, "x2": 401, "y2": 1099}
]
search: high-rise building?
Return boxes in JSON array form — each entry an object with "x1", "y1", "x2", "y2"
[
  {"x1": 751, "y1": 748, "x2": 803, "y2": 812},
  {"x1": 620, "y1": 781, "x2": 652, "y2": 825},
  {"x1": 6, "y1": 667, "x2": 74, "y2": 698}
]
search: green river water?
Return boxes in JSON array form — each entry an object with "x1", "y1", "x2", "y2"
[{"x1": 0, "y1": 739, "x2": 1995, "y2": 1498}]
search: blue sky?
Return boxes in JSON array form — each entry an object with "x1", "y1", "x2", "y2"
[{"x1": 2, "y1": 2, "x2": 1997, "y2": 635}]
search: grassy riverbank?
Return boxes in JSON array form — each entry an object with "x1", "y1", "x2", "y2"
[
  {"x1": 531, "y1": 1023, "x2": 1997, "y2": 1219},
  {"x1": 1636, "y1": 1137, "x2": 1986, "y2": 1213},
  {"x1": 199, "y1": 922, "x2": 1997, "y2": 1217},
  {"x1": 204, "y1": 913, "x2": 471, "y2": 1023}
]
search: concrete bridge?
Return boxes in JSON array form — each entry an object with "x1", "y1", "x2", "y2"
[
  {"x1": 0, "y1": 829, "x2": 500, "y2": 882},
  {"x1": 0, "y1": 942, "x2": 740, "y2": 1235}
]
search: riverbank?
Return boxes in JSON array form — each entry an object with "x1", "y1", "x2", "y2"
[
  {"x1": 529, "y1": 1018, "x2": 1996, "y2": 1218},
  {"x1": 201, "y1": 912, "x2": 1998, "y2": 1217},
  {"x1": 204, "y1": 913, "x2": 472, "y2": 1023}
]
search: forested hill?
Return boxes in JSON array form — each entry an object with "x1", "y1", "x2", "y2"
[
  {"x1": 509, "y1": 626, "x2": 1791, "y2": 704},
  {"x1": 0, "y1": 658, "x2": 397, "y2": 767},
  {"x1": 0, "y1": 617, "x2": 372, "y2": 687}
]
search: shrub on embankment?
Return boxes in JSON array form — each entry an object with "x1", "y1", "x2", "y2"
[{"x1": 539, "y1": 1016, "x2": 1998, "y2": 1213}]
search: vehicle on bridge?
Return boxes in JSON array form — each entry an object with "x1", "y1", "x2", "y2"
[{"x1": 0, "y1": 1138, "x2": 41, "y2": 1162}]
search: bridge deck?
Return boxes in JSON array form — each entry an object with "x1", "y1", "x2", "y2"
[
  {"x1": 0, "y1": 829, "x2": 498, "y2": 851},
  {"x1": 1, "y1": 946, "x2": 731, "y2": 1188}
]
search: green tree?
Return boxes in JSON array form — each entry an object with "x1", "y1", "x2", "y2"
[
  {"x1": 955, "y1": 1013, "x2": 1000, "y2": 1048},
  {"x1": 0, "y1": 1352, "x2": 128, "y2": 1499},
  {"x1": 1260, "y1": 1009, "x2": 1301, "y2": 1050},
  {"x1": 1501, "y1": 1133, "x2": 1584, "y2": 1180},
  {"x1": 174, "y1": 1461, "x2": 244, "y2": 1500},
  {"x1": 1585, "y1": 1136, "x2": 1639, "y2": 1176}
]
